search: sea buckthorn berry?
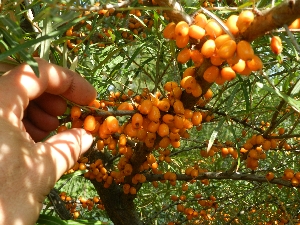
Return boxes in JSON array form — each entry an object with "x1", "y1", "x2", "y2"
[
  {"x1": 270, "y1": 36, "x2": 282, "y2": 55},
  {"x1": 203, "y1": 65, "x2": 219, "y2": 83},
  {"x1": 184, "y1": 109, "x2": 194, "y2": 119},
  {"x1": 201, "y1": 39, "x2": 216, "y2": 58},
  {"x1": 204, "y1": 89, "x2": 213, "y2": 99},
  {"x1": 177, "y1": 48, "x2": 191, "y2": 64},
  {"x1": 117, "y1": 102, "x2": 134, "y2": 110},
  {"x1": 217, "y1": 40, "x2": 237, "y2": 59},
  {"x1": 246, "y1": 55, "x2": 263, "y2": 71},
  {"x1": 105, "y1": 116, "x2": 119, "y2": 134},
  {"x1": 210, "y1": 54, "x2": 224, "y2": 66},
  {"x1": 225, "y1": 15, "x2": 239, "y2": 35},
  {"x1": 57, "y1": 125, "x2": 68, "y2": 133},
  {"x1": 183, "y1": 67, "x2": 196, "y2": 78},
  {"x1": 231, "y1": 59, "x2": 246, "y2": 73},
  {"x1": 71, "y1": 119, "x2": 83, "y2": 128},
  {"x1": 190, "y1": 50, "x2": 204, "y2": 66},
  {"x1": 191, "y1": 83, "x2": 202, "y2": 97},
  {"x1": 173, "y1": 100, "x2": 185, "y2": 114},
  {"x1": 214, "y1": 34, "x2": 232, "y2": 49},
  {"x1": 174, "y1": 114, "x2": 185, "y2": 129},
  {"x1": 175, "y1": 21, "x2": 189, "y2": 37},
  {"x1": 237, "y1": 40, "x2": 254, "y2": 61},
  {"x1": 162, "y1": 114, "x2": 174, "y2": 124},
  {"x1": 220, "y1": 67, "x2": 236, "y2": 81},
  {"x1": 132, "y1": 113, "x2": 143, "y2": 129},
  {"x1": 176, "y1": 35, "x2": 189, "y2": 48},
  {"x1": 205, "y1": 19, "x2": 223, "y2": 38},
  {"x1": 139, "y1": 99, "x2": 153, "y2": 115},
  {"x1": 236, "y1": 10, "x2": 254, "y2": 33},
  {"x1": 189, "y1": 25, "x2": 205, "y2": 39},
  {"x1": 191, "y1": 111, "x2": 202, "y2": 126},
  {"x1": 157, "y1": 98, "x2": 170, "y2": 112},
  {"x1": 194, "y1": 13, "x2": 207, "y2": 28},
  {"x1": 157, "y1": 123, "x2": 170, "y2": 137},
  {"x1": 164, "y1": 81, "x2": 178, "y2": 92},
  {"x1": 180, "y1": 76, "x2": 197, "y2": 91},
  {"x1": 163, "y1": 22, "x2": 176, "y2": 39},
  {"x1": 70, "y1": 106, "x2": 81, "y2": 120},
  {"x1": 147, "y1": 121, "x2": 160, "y2": 133},
  {"x1": 215, "y1": 74, "x2": 227, "y2": 85},
  {"x1": 88, "y1": 99, "x2": 100, "y2": 109},
  {"x1": 169, "y1": 86, "x2": 182, "y2": 99},
  {"x1": 289, "y1": 18, "x2": 300, "y2": 29},
  {"x1": 83, "y1": 115, "x2": 96, "y2": 131},
  {"x1": 147, "y1": 106, "x2": 161, "y2": 122}
]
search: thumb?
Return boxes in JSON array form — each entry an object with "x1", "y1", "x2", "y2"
[{"x1": 42, "y1": 128, "x2": 93, "y2": 181}]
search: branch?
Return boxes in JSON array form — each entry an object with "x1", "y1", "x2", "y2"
[
  {"x1": 145, "y1": 171, "x2": 295, "y2": 188},
  {"x1": 241, "y1": 0, "x2": 300, "y2": 42}
]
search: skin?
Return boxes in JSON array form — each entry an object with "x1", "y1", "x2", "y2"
[{"x1": 0, "y1": 58, "x2": 97, "y2": 225}]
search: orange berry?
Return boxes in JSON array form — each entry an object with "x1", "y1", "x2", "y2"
[
  {"x1": 162, "y1": 114, "x2": 174, "y2": 124},
  {"x1": 57, "y1": 124, "x2": 68, "y2": 133},
  {"x1": 163, "y1": 22, "x2": 176, "y2": 39},
  {"x1": 231, "y1": 59, "x2": 246, "y2": 73},
  {"x1": 190, "y1": 50, "x2": 204, "y2": 66},
  {"x1": 203, "y1": 65, "x2": 219, "y2": 83},
  {"x1": 139, "y1": 99, "x2": 153, "y2": 115},
  {"x1": 173, "y1": 100, "x2": 185, "y2": 114},
  {"x1": 105, "y1": 116, "x2": 119, "y2": 134},
  {"x1": 177, "y1": 48, "x2": 191, "y2": 64},
  {"x1": 201, "y1": 39, "x2": 216, "y2": 58},
  {"x1": 157, "y1": 98, "x2": 170, "y2": 112},
  {"x1": 214, "y1": 34, "x2": 231, "y2": 49},
  {"x1": 88, "y1": 99, "x2": 101, "y2": 109},
  {"x1": 175, "y1": 21, "x2": 189, "y2": 37},
  {"x1": 180, "y1": 76, "x2": 197, "y2": 92},
  {"x1": 191, "y1": 83, "x2": 202, "y2": 97},
  {"x1": 225, "y1": 15, "x2": 239, "y2": 35},
  {"x1": 157, "y1": 123, "x2": 170, "y2": 137},
  {"x1": 70, "y1": 106, "x2": 81, "y2": 120},
  {"x1": 217, "y1": 40, "x2": 237, "y2": 59},
  {"x1": 204, "y1": 89, "x2": 213, "y2": 99},
  {"x1": 132, "y1": 113, "x2": 143, "y2": 129},
  {"x1": 205, "y1": 19, "x2": 223, "y2": 38},
  {"x1": 71, "y1": 119, "x2": 83, "y2": 128},
  {"x1": 289, "y1": 18, "x2": 300, "y2": 29},
  {"x1": 191, "y1": 111, "x2": 202, "y2": 126},
  {"x1": 237, "y1": 40, "x2": 254, "y2": 61},
  {"x1": 176, "y1": 35, "x2": 189, "y2": 48},
  {"x1": 194, "y1": 13, "x2": 207, "y2": 28},
  {"x1": 164, "y1": 81, "x2": 178, "y2": 92},
  {"x1": 270, "y1": 36, "x2": 282, "y2": 55},
  {"x1": 220, "y1": 67, "x2": 236, "y2": 81},
  {"x1": 83, "y1": 115, "x2": 96, "y2": 132},
  {"x1": 236, "y1": 10, "x2": 254, "y2": 33},
  {"x1": 189, "y1": 25, "x2": 205, "y2": 39},
  {"x1": 147, "y1": 105, "x2": 161, "y2": 122},
  {"x1": 117, "y1": 102, "x2": 134, "y2": 110},
  {"x1": 246, "y1": 55, "x2": 263, "y2": 71}
]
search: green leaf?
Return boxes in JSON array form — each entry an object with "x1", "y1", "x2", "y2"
[
  {"x1": 256, "y1": 82, "x2": 300, "y2": 113},
  {"x1": 206, "y1": 118, "x2": 226, "y2": 152}
]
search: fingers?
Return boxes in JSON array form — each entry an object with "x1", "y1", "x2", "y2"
[
  {"x1": 42, "y1": 128, "x2": 93, "y2": 180},
  {"x1": 33, "y1": 93, "x2": 67, "y2": 117},
  {"x1": 0, "y1": 58, "x2": 96, "y2": 123}
]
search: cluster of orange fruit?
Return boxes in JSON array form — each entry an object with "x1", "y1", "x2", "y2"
[
  {"x1": 168, "y1": 193, "x2": 217, "y2": 222},
  {"x1": 58, "y1": 192, "x2": 104, "y2": 219},
  {"x1": 163, "y1": 10, "x2": 263, "y2": 87}
]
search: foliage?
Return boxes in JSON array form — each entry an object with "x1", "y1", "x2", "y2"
[{"x1": 1, "y1": 0, "x2": 300, "y2": 224}]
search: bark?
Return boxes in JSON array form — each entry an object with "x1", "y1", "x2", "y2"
[{"x1": 91, "y1": 181, "x2": 143, "y2": 225}]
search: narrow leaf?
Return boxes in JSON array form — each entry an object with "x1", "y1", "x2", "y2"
[{"x1": 206, "y1": 118, "x2": 226, "y2": 152}]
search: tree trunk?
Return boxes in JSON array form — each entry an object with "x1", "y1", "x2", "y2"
[{"x1": 91, "y1": 180, "x2": 143, "y2": 225}]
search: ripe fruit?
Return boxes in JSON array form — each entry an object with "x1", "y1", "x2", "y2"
[
  {"x1": 203, "y1": 65, "x2": 219, "y2": 83},
  {"x1": 270, "y1": 36, "x2": 282, "y2": 55},
  {"x1": 237, "y1": 40, "x2": 254, "y2": 61},
  {"x1": 164, "y1": 81, "x2": 178, "y2": 92},
  {"x1": 175, "y1": 21, "x2": 189, "y2": 37},
  {"x1": 246, "y1": 55, "x2": 263, "y2": 71},
  {"x1": 220, "y1": 67, "x2": 236, "y2": 81},
  {"x1": 201, "y1": 39, "x2": 216, "y2": 58},
  {"x1": 205, "y1": 19, "x2": 223, "y2": 38},
  {"x1": 176, "y1": 34, "x2": 189, "y2": 48},
  {"x1": 188, "y1": 25, "x2": 205, "y2": 39},
  {"x1": 163, "y1": 22, "x2": 176, "y2": 39},
  {"x1": 105, "y1": 116, "x2": 119, "y2": 134},
  {"x1": 236, "y1": 10, "x2": 254, "y2": 33},
  {"x1": 132, "y1": 113, "x2": 143, "y2": 129},
  {"x1": 177, "y1": 48, "x2": 191, "y2": 64},
  {"x1": 190, "y1": 50, "x2": 204, "y2": 66},
  {"x1": 139, "y1": 99, "x2": 153, "y2": 115},
  {"x1": 147, "y1": 105, "x2": 161, "y2": 122},
  {"x1": 231, "y1": 59, "x2": 246, "y2": 73},
  {"x1": 70, "y1": 106, "x2": 81, "y2": 120},
  {"x1": 225, "y1": 15, "x2": 239, "y2": 35},
  {"x1": 217, "y1": 40, "x2": 237, "y2": 59},
  {"x1": 57, "y1": 125, "x2": 68, "y2": 133},
  {"x1": 194, "y1": 13, "x2": 207, "y2": 28},
  {"x1": 157, "y1": 123, "x2": 170, "y2": 137}
]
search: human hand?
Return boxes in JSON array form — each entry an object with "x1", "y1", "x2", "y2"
[{"x1": 0, "y1": 58, "x2": 97, "y2": 225}]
